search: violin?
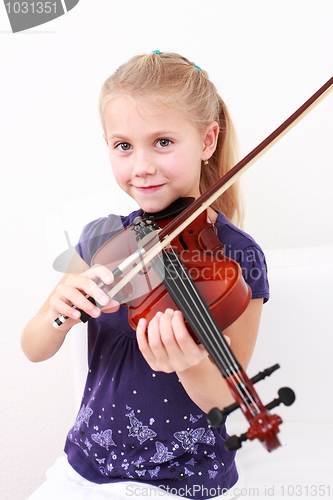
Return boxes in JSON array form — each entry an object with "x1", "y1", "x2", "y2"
[
  {"x1": 90, "y1": 199, "x2": 293, "y2": 453},
  {"x1": 53, "y1": 76, "x2": 333, "y2": 452},
  {"x1": 91, "y1": 201, "x2": 251, "y2": 334}
]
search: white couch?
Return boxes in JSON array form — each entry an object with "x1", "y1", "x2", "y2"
[
  {"x1": 226, "y1": 245, "x2": 333, "y2": 498},
  {"x1": 70, "y1": 245, "x2": 333, "y2": 498}
]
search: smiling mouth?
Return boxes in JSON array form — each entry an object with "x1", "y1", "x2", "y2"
[{"x1": 134, "y1": 184, "x2": 164, "y2": 192}]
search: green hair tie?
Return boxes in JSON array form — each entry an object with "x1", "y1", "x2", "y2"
[
  {"x1": 193, "y1": 65, "x2": 202, "y2": 72},
  {"x1": 152, "y1": 50, "x2": 162, "y2": 54}
]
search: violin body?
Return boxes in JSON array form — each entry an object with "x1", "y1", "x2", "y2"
[{"x1": 91, "y1": 210, "x2": 251, "y2": 336}]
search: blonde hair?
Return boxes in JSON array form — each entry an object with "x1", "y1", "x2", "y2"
[{"x1": 99, "y1": 52, "x2": 243, "y2": 226}]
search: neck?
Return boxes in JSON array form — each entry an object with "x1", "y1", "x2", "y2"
[{"x1": 207, "y1": 207, "x2": 218, "y2": 224}]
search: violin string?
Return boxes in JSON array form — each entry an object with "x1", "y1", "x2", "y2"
[
  {"x1": 158, "y1": 248, "x2": 235, "y2": 372},
  {"x1": 154, "y1": 250, "x2": 228, "y2": 368},
  {"x1": 159, "y1": 248, "x2": 258, "y2": 416},
  {"x1": 156, "y1": 248, "x2": 260, "y2": 416}
]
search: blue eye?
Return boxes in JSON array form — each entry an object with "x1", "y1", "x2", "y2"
[
  {"x1": 156, "y1": 139, "x2": 171, "y2": 148},
  {"x1": 116, "y1": 142, "x2": 131, "y2": 151}
]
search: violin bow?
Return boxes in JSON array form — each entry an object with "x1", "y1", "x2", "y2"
[
  {"x1": 54, "y1": 77, "x2": 332, "y2": 322},
  {"x1": 106, "y1": 77, "x2": 333, "y2": 299}
]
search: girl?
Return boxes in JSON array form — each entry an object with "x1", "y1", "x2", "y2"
[{"x1": 22, "y1": 52, "x2": 269, "y2": 499}]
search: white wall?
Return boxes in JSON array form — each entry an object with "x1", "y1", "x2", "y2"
[{"x1": 0, "y1": 1, "x2": 332, "y2": 498}]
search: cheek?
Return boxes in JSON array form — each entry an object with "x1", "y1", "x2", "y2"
[
  {"x1": 113, "y1": 168, "x2": 126, "y2": 186},
  {"x1": 109, "y1": 158, "x2": 127, "y2": 187},
  {"x1": 108, "y1": 149, "x2": 128, "y2": 180},
  {"x1": 167, "y1": 152, "x2": 200, "y2": 182},
  {"x1": 164, "y1": 148, "x2": 197, "y2": 175}
]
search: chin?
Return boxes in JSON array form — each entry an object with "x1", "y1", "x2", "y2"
[
  {"x1": 138, "y1": 198, "x2": 177, "y2": 215},
  {"x1": 140, "y1": 203, "x2": 169, "y2": 215}
]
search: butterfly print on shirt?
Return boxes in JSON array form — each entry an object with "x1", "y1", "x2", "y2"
[
  {"x1": 208, "y1": 470, "x2": 219, "y2": 479},
  {"x1": 135, "y1": 469, "x2": 146, "y2": 477},
  {"x1": 74, "y1": 404, "x2": 93, "y2": 431},
  {"x1": 173, "y1": 427, "x2": 205, "y2": 450},
  {"x1": 91, "y1": 429, "x2": 117, "y2": 451},
  {"x1": 125, "y1": 410, "x2": 157, "y2": 445},
  {"x1": 198, "y1": 428, "x2": 216, "y2": 446},
  {"x1": 149, "y1": 441, "x2": 175, "y2": 464},
  {"x1": 149, "y1": 466, "x2": 160, "y2": 478}
]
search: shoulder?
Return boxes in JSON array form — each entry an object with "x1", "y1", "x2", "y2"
[
  {"x1": 214, "y1": 211, "x2": 261, "y2": 251},
  {"x1": 214, "y1": 211, "x2": 270, "y2": 302},
  {"x1": 76, "y1": 208, "x2": 142, "y2": 265}
]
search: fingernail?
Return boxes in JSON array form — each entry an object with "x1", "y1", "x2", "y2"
[
  {"x1": 138, "y1": 318, "x2": 146, "y2": 326},
  {"x1": 99, "y1": 294, "x2": 109, "y2": 305}
]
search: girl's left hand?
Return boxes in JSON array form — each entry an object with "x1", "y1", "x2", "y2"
[{"x1": 136, "y1": 308, "x2": 209, "y2": 374}]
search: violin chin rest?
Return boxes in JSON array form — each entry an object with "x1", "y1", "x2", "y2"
[{"x1": 143, "y1": 197, "x2": 195, "y2": 220}]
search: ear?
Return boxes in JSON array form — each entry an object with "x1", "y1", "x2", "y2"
[
  {"x1": 201, "y1": 121, "x2": 219, "y2": 161},
  {"x1": 103, "y1": 134, "x2": 109, "y2": 146}
]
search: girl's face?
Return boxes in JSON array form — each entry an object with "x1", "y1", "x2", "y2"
[{"x1": 103, "y1": 96, "x2": 217, "y2": 214}]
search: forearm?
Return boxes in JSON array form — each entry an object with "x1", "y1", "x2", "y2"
[
  {"x1": 176, "y1": 357, "x2": 235, "y2": 414},
  {"x1": 21, "y1": 257, "x2": 119, "y2": 363},
  {"x1": 21, "y1": 310, "x2": 70, "y2": 362}
]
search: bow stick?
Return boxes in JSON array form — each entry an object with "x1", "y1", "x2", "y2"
[{"x1": 105, "y1": 77, "x2": 333, "y2": 300}]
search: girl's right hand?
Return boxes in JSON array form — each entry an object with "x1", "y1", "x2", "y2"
[{"x1": 48, "y1": 264, "x2": 120, "y2": 330}]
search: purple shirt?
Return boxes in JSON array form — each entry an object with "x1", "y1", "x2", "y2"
[{"x1": 65, "y1": 209, "x2": 269, "y2": 499}]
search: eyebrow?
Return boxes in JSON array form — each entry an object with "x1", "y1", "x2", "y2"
[{"x1": 107, "y1": 131, "x2": 182, "y2": 141}]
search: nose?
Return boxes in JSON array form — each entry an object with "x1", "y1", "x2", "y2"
[{"x1": 132, "y1": 150, "x2": 157, "y2": 177}]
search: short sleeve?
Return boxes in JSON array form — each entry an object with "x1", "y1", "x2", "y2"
[
  {"x1": 214, "y1": 211, "x2": 270, "y2": 303},
  {"x1": 75, "y1": 210, "x2": 142, "y2": 266},
  {"x1": 234, "y1": 246, "x2": 270, "y2": 303}
]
